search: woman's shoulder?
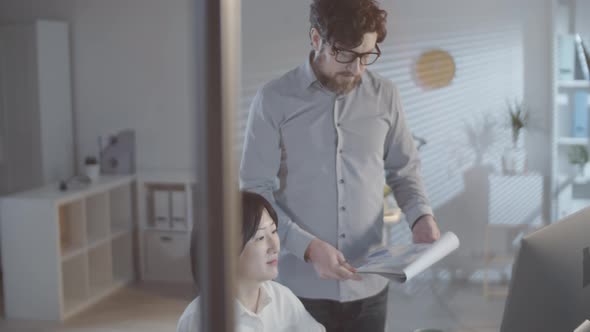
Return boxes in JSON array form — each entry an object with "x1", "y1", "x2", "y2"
[
  {"x1": 176, "y1": 297, "x2": 201, "y2": 332},
  {"x1": 262, "y1": 280, "x2": 302, "y2": 306},
  {"x1": 263, "y1": 280, "x2": 294, "y2": 296},
  {"x1": 262, "y1": 281, "x2": 326, "y2": 331}
]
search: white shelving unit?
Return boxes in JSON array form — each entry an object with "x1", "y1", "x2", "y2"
[
  {"x1": 136, "y1": 170, "x2": 195, "y2": 283},
  {"x1": 557, "y1": 137, "x2": 588, "y2": 145},
  {"x1": 558, "y1": 80, "x2": 590, "y2": 89},
  {"x1": 0, "y1": 175, "x2": 135, "y2": 321},
  {"x1": 551, "y1": 1, "x2": 590, "y2": 220}
]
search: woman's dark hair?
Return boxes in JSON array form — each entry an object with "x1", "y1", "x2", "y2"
[
  {"x1": 190, "y1": 191, "x2": 278, "y2": 287},
  {"x1": 309, "y1": 0, "x2": 387, "y2": 48},
  {"x1": 240, "y1": 191, "x2": 279, "y2": 250}
]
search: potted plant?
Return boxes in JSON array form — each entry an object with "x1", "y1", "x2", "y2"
[
  {"x1": 568, "y1": 145, "x2": 589, "y2": 177},
  {"x1": 508, "y1": 100, "x2": 529, "y2": 148},
  {"x1": 502, "y1": 100, "x2": 529, "y2": 175},
  {"x1": 84, "y1": 156, "x2": 100, "y2": 182}
]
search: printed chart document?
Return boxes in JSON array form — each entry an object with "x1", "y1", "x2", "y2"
[{"x1": 355, "y1": 232, "x2": 460, "y2": 282}]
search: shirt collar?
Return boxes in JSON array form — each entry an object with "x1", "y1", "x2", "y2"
[
  {"x1": 235, "y1": 283, "x2": 273, "y2": 318},
  {"x1": 301, "y1": 52, "x2": 319, "y2": 90}
]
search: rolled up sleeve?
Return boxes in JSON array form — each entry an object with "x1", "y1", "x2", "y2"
[{"x1": 384, "y1": 87, "x2": 433, "y2": 227}]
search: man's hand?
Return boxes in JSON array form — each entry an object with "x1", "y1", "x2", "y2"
[
  {"x1": 412, "y1": 215, "x2": 440, "y2": 243},
  {"x1": 304, "y1": 238, "x2": 362, "y2": 281}
]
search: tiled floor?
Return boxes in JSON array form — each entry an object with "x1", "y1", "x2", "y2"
[{"x1": 0, "y1": 278, "x2": 506, "y2": 332}]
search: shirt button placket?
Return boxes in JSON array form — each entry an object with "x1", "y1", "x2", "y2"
[{"x1": 334, "y1": 96, "x2": 345, "y2": 249}]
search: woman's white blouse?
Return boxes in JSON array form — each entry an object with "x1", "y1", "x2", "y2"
[{"x1": 177, "y1": 281, "x2": 325, "y2": 332}]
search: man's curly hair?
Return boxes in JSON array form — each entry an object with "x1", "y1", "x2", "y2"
[{"x1": 309, "y1": 0, "x2": 387, "y2": 48}]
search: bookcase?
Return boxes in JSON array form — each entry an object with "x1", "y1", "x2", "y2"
[
  {"x1": 551, "y1": 0, "x2": 590, "y2": 220},
  {"x1": 0, "y1": 175, "x2": 135, "y2": 321}
]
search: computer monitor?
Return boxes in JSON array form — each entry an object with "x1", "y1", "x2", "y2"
[{"x1": 501, "y1": 207, "x2": 590, "y2": 331}]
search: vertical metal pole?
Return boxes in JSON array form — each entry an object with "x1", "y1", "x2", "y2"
[{"x1": 194, "y1": 0, "x2": 241, "y2": 331}]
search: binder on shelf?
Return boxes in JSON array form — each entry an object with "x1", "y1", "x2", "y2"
[
  {"x1": 572, "y1": 91, "x2": 589, "y2": 137},
  {"x1": 574, "y1": 34, "x2": 590, "y2": 80},
  {"x1": 153, "y1": 190, "x2": 170, "y2": 227},
  {"x1": 171, "y1": 191, "x2": 187, "y2": 228},
  {"x1": 558, "y1": 34, "x2": 576, "y2": 81}
]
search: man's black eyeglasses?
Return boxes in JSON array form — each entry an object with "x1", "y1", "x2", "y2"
[{"x1": 331, "y1": 44, "x2": 381, "y2": 65}]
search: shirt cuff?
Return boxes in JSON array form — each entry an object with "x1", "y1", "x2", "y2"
[
  {"x1": 404, "y1": 204, "x2": 434, "y2": 229},
  {"x1": 284, "y1": 225, "x2": 316, "y2": 262}
]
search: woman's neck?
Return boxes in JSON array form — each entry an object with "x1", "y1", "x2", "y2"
[{"x1": 236, "y1": 279, "x2": 262, "y2": 313}]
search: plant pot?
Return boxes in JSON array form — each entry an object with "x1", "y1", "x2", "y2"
[
  {"x1": 502, "y1": 146, "x2": 527, "y2": 175},
  {"x1": 85, "y1": 164, "x2": 100, "y2": 183},
  {"x1": 574, "y1": 163, "x2": 586, "y2": 177}
]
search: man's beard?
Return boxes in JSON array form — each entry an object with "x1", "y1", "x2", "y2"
[{"x1": 312, "y1": 53, "x2": 361, "y2": 94}]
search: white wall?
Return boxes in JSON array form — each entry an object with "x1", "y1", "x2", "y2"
[
  {"x1": 575, "y1": 0, "x2": 590, "y2": 43},
  {"x1": 71, "y1": 0, "x2": 195, "y2": 171},
  {"x1": 0, "y1": 0, "x2": 196, "y2": 173}
]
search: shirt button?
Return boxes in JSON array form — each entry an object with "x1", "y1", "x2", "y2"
[
  {"x1": 340, "y1": 233, "x2": 346, "y2": 239},
  {"x1": 340, "y1": 206, "x2": 346, "y2": 211},
  {"x1": 339, "y1": 149, "x2": 343, "y2": 154},
  {"x1": 337, "y1": 123, "x2": 341, "y2": 127},
  {"x1": 339, "y1": 179, "x2": 344, "y2": 184}
]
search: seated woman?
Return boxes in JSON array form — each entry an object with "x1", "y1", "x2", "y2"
[{"x1": 177, "y1": 191, "x2": 325, "y2": 332}]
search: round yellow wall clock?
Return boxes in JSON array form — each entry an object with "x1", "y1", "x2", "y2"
[{"x1": 414, "y1": 49, "x2": 455, "y2": 89}]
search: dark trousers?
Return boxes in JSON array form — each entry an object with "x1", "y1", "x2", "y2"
[{"x1": 299, "y1": 286, "x2": 388, "y2": 332}]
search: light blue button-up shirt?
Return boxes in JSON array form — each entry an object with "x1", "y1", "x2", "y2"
[{"x1": 240, "y1": 57, "x2": 433, "y2": 302}]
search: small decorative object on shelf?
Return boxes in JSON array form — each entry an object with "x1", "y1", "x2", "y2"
[
  {"x1": 502, "y1": 100, "x2": 528, "y2": 175},
  {"x1": 84, "y1": 156, "x2": 100, "y2": 183},
  {"x1": 568, "y1": 144, "x2": 589, "y2": 177}
]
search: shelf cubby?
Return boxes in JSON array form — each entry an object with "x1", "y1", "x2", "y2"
[
  {"x1": 86, "y1": 192, "x2": 110, "y2": 246},
  {"x1": 110, "y1": 183, "x2": 133, "y2": 236},
  {"x1": 88, "y1": 242, "x2": 113, "y2": 298},
  {"x1": 112, "y1": 232, "x2": 134, "y2": 282},
  {"x1": 61, "y1": 253, "x2": 89, "y2": 315},
  {"x1": 59, "y1": 199, "x2": 86, "y2": 261}
]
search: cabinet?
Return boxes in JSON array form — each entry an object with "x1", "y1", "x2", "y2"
[
  {"x1": 551, "y1": 1, "x2": 590, "y2": 220},
  {"x1": 0, "y1": 176, "x2": 135, "y2": 321},
  {"x1": 136, "y1": 171, "x2": 195, "y2": 282}
]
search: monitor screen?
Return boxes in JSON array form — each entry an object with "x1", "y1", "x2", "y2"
[{"x1": 501, "y1": 207, "x2": 590, "y2": 331}]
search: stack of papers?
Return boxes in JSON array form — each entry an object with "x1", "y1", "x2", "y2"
[{"x1": 355, "y1": 232, "x2": 460, "y2": 282}]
